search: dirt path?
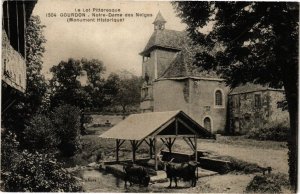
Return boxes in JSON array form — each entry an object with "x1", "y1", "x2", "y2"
[
  {"x1": 199, "y1": 141, "x2": 288, "y2": 174},
  {"x1": 174, "y1": 139, "x2": 288, "y2": 174}
]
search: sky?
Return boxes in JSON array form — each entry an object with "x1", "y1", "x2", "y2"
[{"x1": 32, "y1": 0, "x2": 187, "y2": 78}]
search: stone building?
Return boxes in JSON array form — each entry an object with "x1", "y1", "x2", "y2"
[
  {"x1": 139, "y1": 12, "x2": 289, "y2": 134},
  {"x1": 140, "y1": 12, "x2": 230, "y2": 133},
  {"x1": 228, "y1": 83, "x2": 289, "y2": 134}
]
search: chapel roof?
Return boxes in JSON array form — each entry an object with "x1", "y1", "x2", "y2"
[
  {"x1": 159, "y1": 52, "x2": 220, "y2": 79},
  {"x1": 139, "y1": 29, "x2": 186, "y2": 56},
  {"x1": 153, "y1": 11, "x2": 166, "y2": 24}
]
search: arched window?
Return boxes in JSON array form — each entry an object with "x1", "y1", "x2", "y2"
[
  {"x1": 204, "y1": 117, "x2": 212, "y2": 132},
  {"x1": 215, "y1": 90, "x2": 223, "y2": 106}
]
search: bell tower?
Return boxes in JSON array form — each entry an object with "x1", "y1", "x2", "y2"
[{"x1": 153, "y1": 11, "x2": 166, "y2": 31}]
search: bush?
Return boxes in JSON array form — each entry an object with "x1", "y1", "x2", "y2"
[
  {"x1": 2, "y1": 150, "x2": 83, "y2": 192},
  {"x1": 246, "y1": 173, "x2": 289, "y2": 193},
  {"x1": 246, "y1": 124, "x2": 289, "y2": 141},
  {"x1": 23, "y1": 114, "x2": 60, "y2": 151},
  {"x1": 1, "y1": 131, "x2": 20, "y2": 172},
  {"x1": 216, "y1": 156, "x2": 262, "y2": 174},
  {"x1": 51, "y1": 105, "x2": 81, "y2": 157}
]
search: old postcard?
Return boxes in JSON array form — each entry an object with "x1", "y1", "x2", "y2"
[{"x1": 1, "y1": 0, "x2": 298, "y2": 193}]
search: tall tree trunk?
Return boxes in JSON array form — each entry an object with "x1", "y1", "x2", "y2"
[{"x1": 283, "y1": 80, "x2": 298, "y2": 192}]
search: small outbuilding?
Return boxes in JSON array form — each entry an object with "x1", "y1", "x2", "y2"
[{"x1": 99, "y1": 110, "x2": 213, "y2": 170}]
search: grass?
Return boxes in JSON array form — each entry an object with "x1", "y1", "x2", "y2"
[
  {"x1": 246, "y1": 173, "x2": 290, "y2": 193},
  {"x1": 212, "y1": 135, "x2": 287, "y2": 150}
]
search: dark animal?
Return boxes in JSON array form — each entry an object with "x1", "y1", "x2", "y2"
[
  {"x1": 165, "y1": 159, "x2": 198, "y2": 188},
  {"x1": 123, "y1": 164, "x2": 150, "y2": 188}
]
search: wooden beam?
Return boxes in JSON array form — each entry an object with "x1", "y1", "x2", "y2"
[
  {"x1": 136, "y1": 139, "x2": 144, "y2": 149},
  {"x1": 156, "y1": 135, "x2": 196, "y2": 138},
  {"x1": 116, "y1": 139, "x2": 125, "y2": 163},
  {"x1": 177, "y1": 118, "x2": 198, "y2": 136},
  {"x1": 195, "y1": 135, "x2": 198, "y2": 179},
  {"x1": 160, "y1": 138, "x2": 166, "y2": 145},
  {"x1": 175, "y1": 118, "x2": 178, "y2": 135},
  {"x1": 149, "y1": 118, "x2": 176, "y2": 137},
  {"x1": 171, "y1": 138, "x2": 176, "y2": 147},
  {"x1": 188, "y1": 137, "x2": 196, "y2": 150},
  {"x1": 154, "y1": 137, "x2": 158, "y2": 170},
  {"x1": 116, "y1": 139, "x2": 120, "y2": 162},
  {"x1": 183, "y1": 137, "x2": 195, "y2": 151},
  {"x1": 130, "y1": 140, "x2": 138, "y2": 163}
]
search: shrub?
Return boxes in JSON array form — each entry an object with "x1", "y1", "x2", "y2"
[
  {"x1": 23, "y1": 114, "x2": 60, "y2": 151},
  {"x1": 246, "y1": 124, "x2": 289, "y2": 141},
  {"x1": 1, "y1": 131, "x2": 20, "y2": 172},
  {"x1": 2, "y1": 150, "x2": 83, "y2": 192},
  {"x1": 216, "y1": 156, "x2": 262, "y2": 174},
  {"x1": 51, "y1": 105, "x2": 81, "y2": 157},
  {"x1": 246, "y1": 173, "x2": 289, "y2": 193}
]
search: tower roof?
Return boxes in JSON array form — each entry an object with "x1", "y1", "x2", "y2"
[
  {"x1": 153, "y1": 11, "x2": 166, "y2": 24},
  {"x1": 139, "y1": 29, "x2": 185, "y2": 56}
]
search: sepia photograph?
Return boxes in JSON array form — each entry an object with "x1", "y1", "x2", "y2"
[{"x1": 1, "y1": 0, "x2": 298, "y2": 193}]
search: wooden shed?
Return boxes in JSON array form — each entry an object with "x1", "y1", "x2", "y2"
[{"x1": 99, "y1": 110, "x2": 213, "y2": 170}]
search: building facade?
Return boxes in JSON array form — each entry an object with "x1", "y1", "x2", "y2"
[
  {"x1": 140, "y1": 12, "x2": 230, "y2": 133},
  {"x1": 140, "y1": 12, "x2": 289, "y2": 134},
  {"x1": 228, "y1": 83, "x2": 289, "y2": 134}
]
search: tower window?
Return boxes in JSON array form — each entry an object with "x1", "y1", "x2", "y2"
[{"x1": 215, "y1": 90, "x2": 223, "y2": 106}]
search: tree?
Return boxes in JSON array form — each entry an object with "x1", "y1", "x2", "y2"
[
  {"x1": 49, "y1": 58, "x2": 88, "y2": 109},
  {"x1": 81, "y1": 58, "x2": 106, "y2": 110},
  {"x1": 105, "y1": 71, "x2": 142, "y2": 114},
  {"x1": 172, "y1": 2, "x2": 298, "y2": 190},
  {"x1": 49, "y1": 58, "x2": 106, "y2": 110},
  {"x1": 51, "y1": 105, "x2": 81, "y2": 157},
  {"x1": 23, "y1": 114, "x2": 60, "y2": 151},
  {"x1": 1, "y1": 15, "x2": 47, "y2": 139}
]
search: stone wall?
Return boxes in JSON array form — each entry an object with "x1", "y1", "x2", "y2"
[
  {"x1": 189, "y1": 79, "x2": 229, "y2": 132},
  {"x1": 228, "y1": 90, "x2": 289, "y2": 134},
  {"x1": 153, "y1": 78, "x2": 229, "y2": 133},
  {"x1": 153, "y1": 79, "x2": 189, "y2": 113}
]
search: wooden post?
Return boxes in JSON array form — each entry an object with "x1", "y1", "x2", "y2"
[
  {"x1": 154, "y1": 137, "x2": 158, "y2": 171},
  {"x1": 116, "y1": 139, "x2": 120, "y2": 163},
  {"x1": 195, "y1": 135, "x2": 198, "y2": 179},
  {"x1": 130, "y1": 140, "x2": 137, "y2": 163},
  {"x1": 194, "y1": 135, "x2": 198, "y2": 162},
  {"x1": 149, "y1": 139, "x2": 153, "y2": 159},
  {"x1": 168, "y1": 138, "x2": 172, "y2": 153}
]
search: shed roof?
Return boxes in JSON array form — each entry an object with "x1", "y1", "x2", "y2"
[{"x1": 99, "y1": 110, "x2": 212, "y2": 140}]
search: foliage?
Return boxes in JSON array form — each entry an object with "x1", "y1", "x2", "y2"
[
  {"x1": 216, "y1": 155, "x2": 262, "y2": 174},
  {"x1": 23, "y1": 114, "x2": 60, "y2": 151},
  {"x1": 1, "y1": 131, "x2": 20, "y2": 172},
  {"x1": 51, "y1": 105, "x2": 81, "y2": 157},
  {"x1": 3, "y1": 150, "x2": 82, "y2": 192},
  {"x1": 49, "y1": 58, "x2": 106, "y2": 110},
  {"x1": 246, "y1": 124, "x2": 289, "y2": 142},
  {"x1": 105, "y1": 71, "x2": 142, "y2": 113},
  {"x1": 172, "y1": 2, "x2": 298, "y2": 189},
  {"x1": 246, "y1": 173, "x2": 289, "y2": 193},
  {"x1": 25, "y1": 15, "x2": 48, "y2": 114},
  {"x1": 2, "y1": 15, "x2": 47, "y2": 136}
]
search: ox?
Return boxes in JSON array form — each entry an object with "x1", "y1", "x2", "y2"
[
  {"x1": 123, "y1": 164, "x2": 150, "y2": 188},
  {"x1": 165, "y1": 159, "x2": 198, "y2": 188}
]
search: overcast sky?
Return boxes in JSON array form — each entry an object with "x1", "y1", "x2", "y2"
[{"x1": 32, "y1": 0, "x2": 187, "y2": 78}]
